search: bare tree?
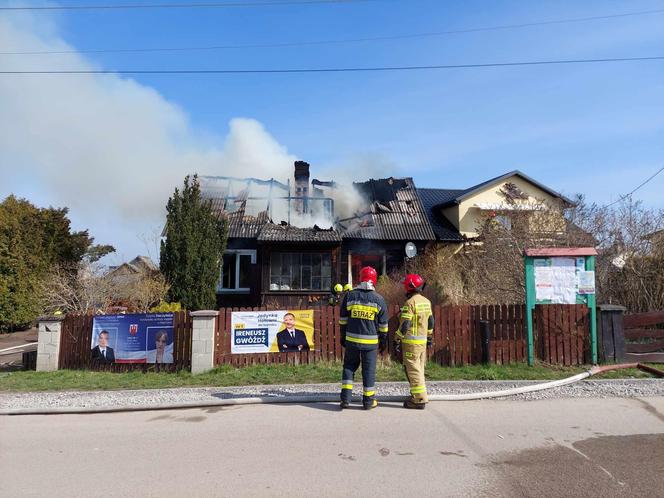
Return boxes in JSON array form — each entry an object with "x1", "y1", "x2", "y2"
[
  {"x1": 389, "y1": 195, "x2": 662, "y2": 311},
  {"x1": 41, "y1": 262, "x2": 170, "y2": 314},
  {"x1": 114, "y1": 271, "x2": 170, "y2": 312},
  {"x1": 40, "y1": 262, "x2": 116, "y2": 314}
]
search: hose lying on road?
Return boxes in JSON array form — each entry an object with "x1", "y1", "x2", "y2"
[
  {"x1": 1, "y1": 363, "x2": 661, "y2": 416},
  {"x1": 0, "y1": 343, "x2": 38, "y2": 356}
]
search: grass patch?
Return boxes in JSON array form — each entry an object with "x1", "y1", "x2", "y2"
[{"x1": 0, "y1": 360, "x2": 656, "y2": 392}]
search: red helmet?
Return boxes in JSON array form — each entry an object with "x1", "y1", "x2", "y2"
[
  {"x1": 359, "y1": 266, "x2": 378, "y2": 286},
  {"x1": 403, "y1": 273, "x2": 425, "y2": 293}
]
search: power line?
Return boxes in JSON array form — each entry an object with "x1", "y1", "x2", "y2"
[
  {"x1": 606, "y1": 166, "x2": 664, "y2": 207},
  {"x1": 3, "y1": 8, "x2": 663, "y2": 55},
  {"x1": 0, "y1": 0, "x2": 376, "y2": 11},
  {"x1": 1, "y1": 55, "x2": 663, "y2": 74}
]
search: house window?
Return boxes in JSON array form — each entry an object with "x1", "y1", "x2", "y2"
[
  {"x1": 270, "y1": 252, "x2": 331, "y2": 291},
  {"x1": 495, "y1": 215, "x2": 512, "y2": 230},
  {"x1": 218, "y1": 250, "x2": 256, "y2": 293}
]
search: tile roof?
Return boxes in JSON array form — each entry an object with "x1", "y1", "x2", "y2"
[
  {"x1": 206, "y1": 197, "x2": 270, "y2": 238},
  {"x1": 257, "y1": 224, "x2": 342, "y2": 243},
  {"x1": 434, "y1": 170, "x2": 575, "y2": 207},
  {"x1": 416, "y1": 188, "x2": 465, "y2": 242},
  {"x1": 341, "y1": 177, "x2": 437, "y2": 241}
]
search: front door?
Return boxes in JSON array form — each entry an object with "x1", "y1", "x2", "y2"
[{"x1": 350, "y1": 252, "x2": 384, "y2": 285}]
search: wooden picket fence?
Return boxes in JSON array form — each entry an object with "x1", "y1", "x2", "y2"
[
  {"x1": 55, "y1": 304, "x2": 592, "y2": 371},
  {"x1": 623, "y1": 310, "x2": 664, "y2": 363},
  {"x1": 59, "y1": 311, "x2": 192, "y2": 371},
  {"x1": 214, "y1": 304, "x2": 590, "y2": 367},
  {"x1": 534, "y1": 304, "x2": 591, "y2": 365}
]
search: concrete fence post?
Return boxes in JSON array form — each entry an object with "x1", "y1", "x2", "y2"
[
  {"x1": 190, "y1": 310, "x2": 219, "y2": 375},
  {"x1": 36, "y1": 315, "x2": 65, "y2": 372}
]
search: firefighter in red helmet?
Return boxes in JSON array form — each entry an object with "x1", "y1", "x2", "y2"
[
  {"x1": 339, "y1": 266, "x2": 389, "y2": 410},
  {"x1": 395, "y1": 273, "x2": 434, "y2": 409}
]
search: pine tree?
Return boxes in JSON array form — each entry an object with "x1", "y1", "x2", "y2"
[{"x1": 160, "y1": 175, "x2": 228, "y2": 310}]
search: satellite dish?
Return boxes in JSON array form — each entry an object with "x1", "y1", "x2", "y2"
[{"x1": 405, "y1": 242, "x2": 417, "y2": 258}]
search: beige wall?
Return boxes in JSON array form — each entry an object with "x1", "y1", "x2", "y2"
[{"x1": 442, "y1": 176, "x2": 564, "y2": 238}]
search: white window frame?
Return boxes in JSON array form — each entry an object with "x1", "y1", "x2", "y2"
[{"x1": 217, "y1": 250, "x2": 256, "y2": 293}]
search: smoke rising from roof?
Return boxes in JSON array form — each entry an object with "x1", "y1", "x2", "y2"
[{"x1": 0, "y1": 14, "x2": 391, "y2": 259}]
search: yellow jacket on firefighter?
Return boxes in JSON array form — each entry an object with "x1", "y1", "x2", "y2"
[
  {"x1": 396, "y1": 292, "x2": 433, "y2": 406},
  {"x1": 396, "y1": 293, "x2": 433, "y2": 345}
]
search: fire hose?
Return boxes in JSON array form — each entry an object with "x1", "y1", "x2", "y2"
[{"x1": 1, "y1": 363, "x2": 661, "y2": 416}]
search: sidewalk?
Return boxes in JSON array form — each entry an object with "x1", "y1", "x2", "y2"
[{"x1": 1, "y1": 378, "x2": 662, "y2": 412}]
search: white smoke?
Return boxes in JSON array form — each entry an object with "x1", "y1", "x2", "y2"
[{"x1": 0, "y1": 13, "x2": 388, "y2": 259}]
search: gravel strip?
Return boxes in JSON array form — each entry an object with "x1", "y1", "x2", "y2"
[{"x1": 0, "y1": 379, "x2": 662, "y2": 410}]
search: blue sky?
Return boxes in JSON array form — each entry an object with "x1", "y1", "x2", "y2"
[{"x1": 1, "y1": 0, "x2": 663, "y2": 261}]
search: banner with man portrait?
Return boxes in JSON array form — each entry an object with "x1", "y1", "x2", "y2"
[
  {"x1": 230, "y1": 310, "x2": 314, "y2": 354},
  {"x1": 91, "y1": 313, "x2": 175, "y2": 364}
]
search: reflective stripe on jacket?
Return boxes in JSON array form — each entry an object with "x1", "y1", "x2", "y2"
[
  {"x1": 339, "y1": 288, "x2": 388, "y2": 349},
  {"x1": 396, "y1": 293, "x2": 433, "y2": 345}
]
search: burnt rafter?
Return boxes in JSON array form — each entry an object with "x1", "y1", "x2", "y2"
[{"x1": 344, "y1": 177, "x2": 436, "y2": 241}]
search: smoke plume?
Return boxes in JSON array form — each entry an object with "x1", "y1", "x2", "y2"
[{"x1": 0, "y1": 13, "x2": 386, "y2": 260}]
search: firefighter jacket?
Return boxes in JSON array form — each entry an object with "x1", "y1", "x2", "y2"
[
  {"x1": 396, "y1": 293, "x2": 433, "y2": 345},
  {"x1": 339, "y1": 288, "x2": 388, "y2": 350}
]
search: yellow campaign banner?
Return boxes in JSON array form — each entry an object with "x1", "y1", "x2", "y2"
[{"x1": 230, "y1": 310, "x2": 314, "y2": 354}]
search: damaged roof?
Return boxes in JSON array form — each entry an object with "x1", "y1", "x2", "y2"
[
  {"x1": 257, "y1": 223, "x2": 342, "y2": 243},
  {"x1": 342, "y1": 177, "x2": 436, "y2": 241},
  {"x1": 416, "y1": 188, "x2": 465, "y2": 242},
  {"x1": 206, "y1": 197, "x2": 270, "y2": 239}
]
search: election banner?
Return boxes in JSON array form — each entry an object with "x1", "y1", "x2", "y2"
[
  {"x1": 91, "y1": 313, "x2": 175, "y2": 364},
  {"x1": 231, "y1": 310, "x2": 314, "y2": 354}
]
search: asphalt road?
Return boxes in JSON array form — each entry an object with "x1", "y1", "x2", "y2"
[{"x1": 1, "y1": 397, "x2": 663, "y2": 497}]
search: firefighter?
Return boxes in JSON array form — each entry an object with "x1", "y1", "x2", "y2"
[
  {"x1": 339, "y1": 267, "x2": 388, "y2": 410},
  {"x1": 395, "y1": 274, "x2": 433, "y2": 409},
  {"x1": 328, "y1": 283, "x2": 343, "y2": 306}
]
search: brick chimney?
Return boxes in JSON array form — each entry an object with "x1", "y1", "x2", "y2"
[{"x1": 293, "y1": 160, "x2": 310, "y2": 215}]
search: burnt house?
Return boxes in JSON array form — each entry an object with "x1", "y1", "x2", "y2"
[
  {"x1": 205, "y1": 163, "x2": 573, "y2": 307},
  {"x1": 339, "y1": 177, "x2": 436, "y2": 285}
]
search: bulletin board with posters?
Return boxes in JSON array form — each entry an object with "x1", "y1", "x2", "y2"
[
  {"x1": 91, "y1": 313, "x2": 175, "y2": 364},
  {"x1": 230, "y1": 310, "x2": 314, "y2": 354},
  {"x1": 524, "y1": 248, "x2": 598, "y2": 366}
]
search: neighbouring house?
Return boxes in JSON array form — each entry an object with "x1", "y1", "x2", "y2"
[
  {"x1": 106, "y1": 255, "x2": 159, "y2": 287},
  {"x1": 201, "y1": 164, "x2": 577, "y2": 307},
  {"x1": 646, "y1": 229, "x2": 664, "y2": 252}
]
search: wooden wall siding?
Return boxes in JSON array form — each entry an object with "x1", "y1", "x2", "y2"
[
  {"x1": 58, "y1": 311, "x2": 192, "y2": 372},
  {"x1": 623, "y1": 310, "x2": 664, "y2": 363}
]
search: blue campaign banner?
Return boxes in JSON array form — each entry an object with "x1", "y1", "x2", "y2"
[{"x1": 91, "y1": 313, "x2": 174, "y2": 364}]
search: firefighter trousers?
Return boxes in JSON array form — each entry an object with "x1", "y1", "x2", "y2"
[
  {"x1": 341, "y1": 346, "x2": 377, "y2": 407},
  {"x1": 402, "y1": 343, "x2": 428, "y2": 404}
]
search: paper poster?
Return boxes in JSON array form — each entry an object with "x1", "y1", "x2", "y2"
[
  {"x1": 577, "y1": 271, "x2": 596, "y2": 294},
  {"x1": 534, "y1": 259, "x2": 553, "y2": 301},
  {"x1": 91, "y1": 313, "x2": 174, "y2": 364},
  {"x1": 231, "y1": 310, "x2": 314, "y2": 354},
  {"x1": 549, "y1": 257, "x2": 579, "y2": 303}
]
